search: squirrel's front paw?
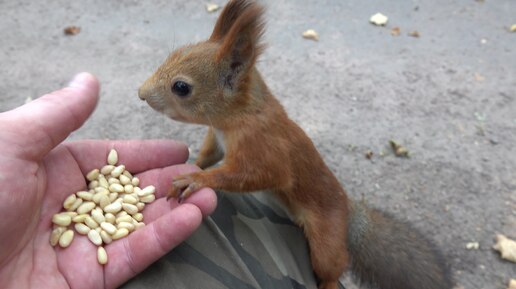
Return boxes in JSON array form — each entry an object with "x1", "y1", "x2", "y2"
[{"x1": 167, "y1": 173, "x2": 203, "y2": 202}]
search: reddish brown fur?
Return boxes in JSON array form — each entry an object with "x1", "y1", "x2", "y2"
[
  {"x1": 139, "y1": 1, "x2": 348, "y2": 287},
  {"x1": 138, "y1": 1, "x2": 452, "y2": 289}
]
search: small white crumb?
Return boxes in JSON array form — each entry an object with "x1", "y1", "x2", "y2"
[
  {"x1": 474, "y1": 73, "x2": 485, "y2": 82},
  {"x1": 206, "y1": 3, "x2": 220, "y2": 13},
  {"x1": 302, "y1": 29, "x2": 319, "y2": 41},
  {"x1": 466, "y1": 242, "x2": 479, "y2": 250},
  {"x1": 370, "y1": 13, "x2": 388, "y2": 26}
]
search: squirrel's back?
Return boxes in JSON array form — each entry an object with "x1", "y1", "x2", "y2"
[{"x1": 348, "y1": 202, "x2": 453, "y2": 289}]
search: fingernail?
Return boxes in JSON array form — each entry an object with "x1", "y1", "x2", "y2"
[{"x1": 68, "y1": 72, "x2": 91, "y2": 88}]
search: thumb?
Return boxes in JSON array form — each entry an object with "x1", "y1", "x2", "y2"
[{"x1": 0, "y1": 72, "x2": 100, "y2": 159}]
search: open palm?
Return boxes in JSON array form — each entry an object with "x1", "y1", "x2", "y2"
[{"x1": 0, "y1": 73, "x2": 217, "y2": 289}]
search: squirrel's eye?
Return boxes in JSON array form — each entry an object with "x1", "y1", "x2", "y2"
[{"x1": 171, "y1": 81, "x2": 191, "y2": 97}]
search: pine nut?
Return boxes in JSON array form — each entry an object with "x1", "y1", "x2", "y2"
[
  {"x1": 104, "y1": 213, "x2": 116, "y2": 224},
  {"x1": 67, "y1": 198, "x2": 83, "y2": 212},
  {"x1": 132, "y1": 213, "x2": 143, "y2": 222},
  {"x1": 109, "y1": 183, "x2": 124, "y2": 193},
  {"x1": 94, "y1": 187, "x2": 110, "y2": 195},
  {"x1": 110, "y1": 165, "x2": 125, "y2": 178},
  {"x1": 115, "y1": 215, "x2": 133, "y2": 224},
  {"x1": 100, "y1": 222, "x2": 117, "y2": 235},
  {"x1": 86, "y1": 169, "x2": 100, "y2": 181},
  {"x1": 76, "y1": 201, "x2": 96, "y2": 214},
  {"x1": 108, "y1": 177, "x2": 121, "y2": 185},
  {"x1": 123, "y1": 195, "x2": 138, "y2": 205},
  {"x1": 138, "y1": 185, "x2": 155, "y2": 197},
  {"x1": 87, "y1": 229, "x2": 102, "y2": 246},
  {"x1": 122, "y1": 203, "x2": 138, "y2": 215},
  {"x1": 112, "y1": 228, "x2": 129, "y2": 240},
  {"x1": 76, "y1": 191, "x2": 94, "y2": 201},
  {"x1": 98, "y1": 175, "x2": 109, "y2": 189},
  {"x1": 100, "y1": 165, "x2": 115, "y2": 175},
  {"x1": 103, "y1": 202, "x2": 122, "y2": 214},
  {"x1": 84, "y1": 216, "x2": 99, "y2": 229},
  {"x1": 62, "y1": 211, "x2": 78, "y2": 218},
  {"x1": 140, "y1": 194, "x2": 155, "y2": 203},
  {"x1": 50, "y1": 227, "x2": 66, "y2": 246},
  {"x1": 124, "y1": 184, "x2": 134, "y2": 194},
  {"x1": 91, "y1": 208, "x2": 106, "y2": 224},
  {"x1": 134, "y1": 222, "x2": 146, "y2": 230},
  {"x1": 75, "y1": 223, "x2": 91, "y2": 235},
  {"x1": 72, "y1": 214, "x2": 88, "y2": 223},
  {"x1": 116, "y1": 211, "x2": 128, "y2": 218},
  {"x1": 52, "y1": 213, "x2": 72, "y2": 227},
  {"x1": 99, "y1": 195, "x2": 111, "y2": 209},
  {"x1": 107, "y1": 149, "x2": 118, "y2": 165},
  {"x1": 88, "y1": 180, "x2": 99, "y2": 190},
  {"x1": 92, "y1": 193, "x2": 102, "y2": 204},
  {"x1": 97, "y1": 246, "x2": 108, "y2": 265},
  {"x1": 131, "y1": 177, "x2": 140, "y2": 187},
  {"x1": 123, "y1": 170, "x2": 133, "y2": 179},
  {"x1": 119, "y1": 174, "x2": 131, "y2": 185},
  {"x1": 63, "y1": 194, "x2": 77, "y2": 210},
  {"x1": 100, "y1": 230, "x2": 112, "y2": 244},
  {"x1": 108, "y1": 192, "x2": 118, "y2": 202},
  {"x1": 59, "y1": 230, "x2": 74, "y2": 248},
  {"x1": 136, "y1": 202, "x2": 145, "y2": 211},
  {"x1": 117, "y1": 222, "x2": 135, "y2": 232}
]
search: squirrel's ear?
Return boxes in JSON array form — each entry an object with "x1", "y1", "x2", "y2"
[
  {"x1": 213, "y1": 0, "x2": 265, "y2": 89},
  {"x1": 210, "y1": 0, "x2": 257, "y2": 41}
]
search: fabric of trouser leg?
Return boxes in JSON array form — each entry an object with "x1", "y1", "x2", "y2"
[{"x1": 122, "y1": 191, "x2": 346, "y2": 289}]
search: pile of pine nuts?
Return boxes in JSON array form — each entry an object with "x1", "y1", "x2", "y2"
[{"x1": 50, "y1": 148, "x2": 156, "y2": 265}]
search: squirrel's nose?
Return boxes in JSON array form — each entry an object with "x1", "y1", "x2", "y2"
[
  {"x1": 138, "y1": 87, "x2": 148, "y2": 101},
  {"x1": 138, "y1": 77, "x2": 158, "y2": 101}
]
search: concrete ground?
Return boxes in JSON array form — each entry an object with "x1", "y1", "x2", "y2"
[{"x1": 0, "y1": 0, "x2": 515, "y2": 288}]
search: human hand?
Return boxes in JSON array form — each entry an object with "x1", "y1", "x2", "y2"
[{"x1": 0, "y1": 73, "x2": 217, "y2": 289}]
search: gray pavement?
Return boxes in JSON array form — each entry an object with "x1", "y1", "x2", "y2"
[{"x1": 1, "y1": 0, "x2": 515, "y2": 288}]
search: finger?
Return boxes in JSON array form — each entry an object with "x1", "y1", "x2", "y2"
[
  {"x1": 64, "y1": 139, "x2": 189, "y2": 175},
  {"x1": 137, "y1": 163, "x2": 200, "y2": 199},
  {"x1": 139, "y1": 187, "x2": 217, "y2": 222},
  {"x1": 0, "y1": 72, "x2": 99, "y2": 160},
  {"x1": 136, "y1": 164, "x2": 217, "y2": 217},
  {"x1": 104, "y1": 204, "x2": 203, "y2": 289},
  {"x1": 174, "y1": 187, "x2": 217, "y2": 217}
]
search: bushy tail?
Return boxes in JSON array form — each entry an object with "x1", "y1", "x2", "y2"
[{"x1": 347, "y1": 201, "x2": 453, "y2": 289}]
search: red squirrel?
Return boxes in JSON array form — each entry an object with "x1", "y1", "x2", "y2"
[{"x1": 138, "y1": 1, "x2": 453, "y2": 288}]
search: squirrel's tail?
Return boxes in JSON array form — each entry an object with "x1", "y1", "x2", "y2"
[{"x1": 347, "y1": 201, "x2": 453, "y2": 289}]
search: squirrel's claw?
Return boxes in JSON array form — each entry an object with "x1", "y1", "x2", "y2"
[{"x1": 167, "y1": 174, "x2": 202, "y2": 202}]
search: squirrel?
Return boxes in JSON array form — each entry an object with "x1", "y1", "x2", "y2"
[{"x1": 138, "y1": 1, "x2": 453, "y2": 289}]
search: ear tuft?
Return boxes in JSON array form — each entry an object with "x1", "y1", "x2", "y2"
[
  {"x1": 209, "y1": 0, "x2": 260, "y2": 41},
  {"x1": 211, "y1": 0, "x2": 266, "y2": 89}
]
